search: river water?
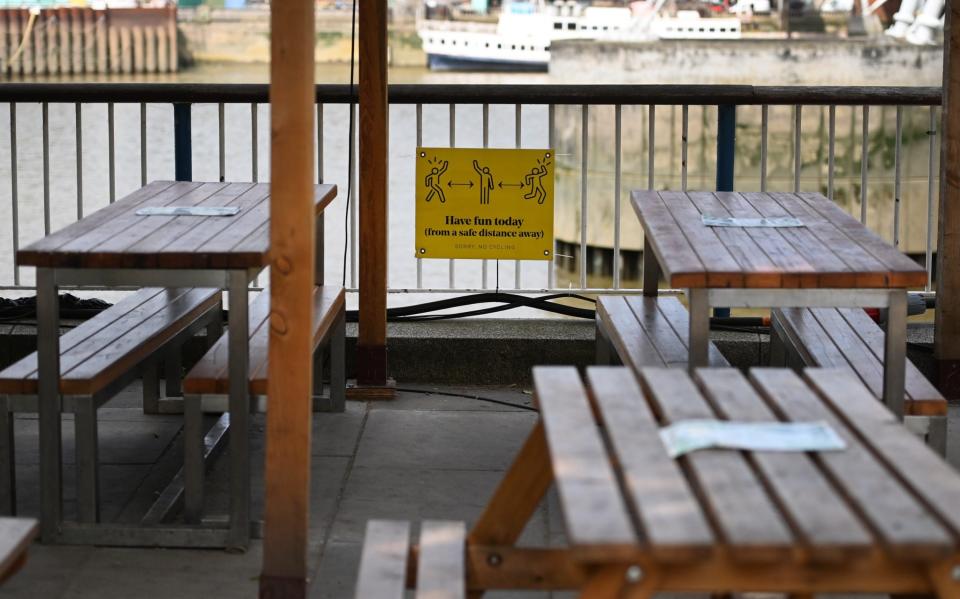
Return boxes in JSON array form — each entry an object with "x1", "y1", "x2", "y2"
[{"x1": 0, "y1": 62, "x2": 940, "y2": 291}]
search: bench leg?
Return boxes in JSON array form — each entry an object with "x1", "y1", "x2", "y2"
[
  {"x1": 227, "y1": 270, "x2": 251, "y2": 551},
  {"x1": 642, "y1": 237, "x2": 661, "y2": 297},
  {"x1": 687, "y1": 288, "x2": 710, "y2": 370},
  {"x1": 595, "y1": 320, "x2": 613, "y2": 365},
  {"x1": 183, "y1": 393, "x2": 204, "y2": 524},
  {"x1": 312, "y1": 347, "x2": 326, "y2": 402},
  {"x1": 769, "y1": 326, "x2": 787, "y2": 367},
  {"x1": 929, "y1": 415, "x2": 948, "y2": 457},
  {"x1": 883, "y1": 289, "x2": 908, "y2": 419},
  {"x1": 0, "y1": 396, "x2": 15, "y2": 516},
  {"x1": 165, "y1": 348, "x2": 183, "y2": 398},
  {"x1": 206, "y1": 304, "x2": 224, "y2": 349},
  {"x1": 143, "y1": 359, "x2": 161, "y2": 415},
  {"x1": 330, "y1": 309, "x2": 346, "y2": 413},
  {"x1": 75, "y1": 399, "x2": 100, "y2": 524}
]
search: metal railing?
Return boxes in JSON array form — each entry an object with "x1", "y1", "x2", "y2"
[{"x1": 0, "y1": 83, "x2": 943, "y2": 293}]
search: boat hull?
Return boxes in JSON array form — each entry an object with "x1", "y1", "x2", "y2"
[{"x1": 425, "y1": 53, "x2": 548, "y2": 72}]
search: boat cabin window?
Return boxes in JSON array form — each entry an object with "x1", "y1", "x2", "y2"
[
  {"x1": 567, "y1": 22, "x2": 576, "y2": 29},
  {"x1": 554, "y1": 21, "x2": 562, "y2": 29}
]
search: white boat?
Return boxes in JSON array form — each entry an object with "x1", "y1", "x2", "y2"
[{"x1": 418, "y1": 1, "x2": 741, "y2": 71}]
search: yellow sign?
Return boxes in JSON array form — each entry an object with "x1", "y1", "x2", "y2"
[{"x1": 415, "y1": 147, "x2": 554, "y2": 261}]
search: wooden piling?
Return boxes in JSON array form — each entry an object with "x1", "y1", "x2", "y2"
[
  {"x1": 9, "y1": 10, "x2": 21, "y2": 74},
  {"x1": 166, "y1": 13, "x2": 176, "y2": 72},
  {"x1": 46, "y1": 9, "x2": 58, "y2": 75},
  {"x1": 144, "y1": 26, "x2": 156, "y2": 74},
  {"x1": 119, "y1": 26, "x2": 132, "y2": 73},
  {"x1": 59, "y1": 8, "x2": 70, "y2": 75},
  {"x1": 108, "y1": 24, "x2": 120, "y2": 73},
  {"x1": 259, "y1": 0, "x2": 316, "y2": 595},
  {"x1": 21, "y1": 11, "x2": 33, "y2": 76},
  {"x1": 937, "y1": 0, "x2": 960, "y2": 397},
  {"x1": 33, "y1": 10, "x2": 44, "y2": 75},
  {"x1": 96, "y1": 13, "x2": 107, "y2": 74},
  {"x1": 0, "y1": 13, "x2": 8, "y2": 75},
  {"x1": 156, "y1": 25, "x2": 168, "y2": 73}
]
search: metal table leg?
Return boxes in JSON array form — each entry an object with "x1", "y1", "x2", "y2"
[
  {"x1": 36, "y1": 267, "x2": 62, "y2": 542},
  {"x1": 883, "y1": 289, "x2": 908, "y2": 419},
  {"x1": 642, "y1": 236, "x2": 661, "y2": 297},
  {"x1": 227, "y1": 270, "x2": 250, "y2": 551},
  {"x1": 687, "y1": 287, "x2": 710, "y2": 370}
]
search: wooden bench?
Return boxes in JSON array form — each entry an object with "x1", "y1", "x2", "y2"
[
  {"x1": 355, "y1": 519, "x2": 466, "y2": 599},
  {"x1": 0, "y1": 287, "x2": 222, "y2": 520},
  {"x1": 596, "y1": 295, "x2": 730, "y2": 370},
  {"x1": 180, "y1": 284, "x2": 345, "y2": 522},
  {"x1": 771, "y1": 307, "x2": 947, "y2": 452}
]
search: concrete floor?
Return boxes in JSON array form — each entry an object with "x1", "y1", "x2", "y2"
[{"x1": 2, "y1": 381, "x2": 959, "y2": 599}]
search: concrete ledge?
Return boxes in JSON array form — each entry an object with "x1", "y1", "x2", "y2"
[{"x1": 0, "y1": 319, "x2": 937, "y2": 386}]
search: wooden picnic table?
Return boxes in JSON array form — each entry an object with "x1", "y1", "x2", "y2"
[
  {"x1": 633, "y1": 190, "x2": 927, "y2": 416},
  {"x1": 16, "y1": 180, "x2": 336, "y2": 549},
  {"x1": 465, "y1": 365, "x2": 960, "y2": 598}
]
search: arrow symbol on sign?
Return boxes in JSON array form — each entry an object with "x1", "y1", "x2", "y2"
[
  {"x1": 448, "y1": 181, "x2": 474, "y2": 188},
  {"x1": 498, "y1": 181, "x2": 524, "y2": 189}
]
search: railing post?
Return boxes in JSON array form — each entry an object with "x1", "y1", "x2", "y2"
[
  {"x1": 716, "y1": 104, "x2": 735, "y2": 192},
  {"x1": 715, "y1": 104, "x2": 736, "y2": 319},
  {"x1": 173, "y1": 102, "x2": 191, "y2": 181}
]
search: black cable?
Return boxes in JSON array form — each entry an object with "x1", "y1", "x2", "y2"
[
  {"x1": 341, "y1": 0, "x2": 358, "y2": 288},
  {"x1": 395, "y1": 387, "x2": 538, "y2": 412}
]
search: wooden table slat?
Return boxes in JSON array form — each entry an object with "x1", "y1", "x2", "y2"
[
  {"x1": 0, "y1": 288, "x2": 169, "y2": 390},
  {"x1": 764, "y1": 192, "x2": 891, "y2": 287},
  {"x1": 804, "y1": 368, "x2": 960, "y2": 539},
  {"x1": 16, "y1": 182, "x2": 338, "y2": 271},
  {"x1": 694, "y1": 368, "x2": 874, "y2": 560},
  {"x1": 416, "y1": 520, "x2": 466, "y2": 599},
  {"x1": 835, "y1": 308, "x2": 942, "y2": 402},
  {"x1": 808, "y1": 307, "x2": 889, "y2": 398},
  {"x1": 17, "y1": 180, "x2": 179, "y2": 260},
  {"x1": 657, "y1": 191, "x2": 744, "y2": 287},
  {"x1": 596, "y1": 296, "x2": 668, "y2": 368},
  {"x1": 152, "y1": 185, "x2": 272, "y2": 266},
  {"x1": 85, "y1": 182, "x2": 232, "y2": 258},
  {"x1": 686, "y1": 192, "x2": 783, "y2": 288},
  {"x1": 126, "y1": 182, "x2": 260, "y2": 261},
  {"x1": 630, "y1": 191, "x2": 706, "y2": 287},
  {"x1": 631, "y1": 190, "x2": 923, "y2": 289},
  {"x1": 638, "y1": 367, "x2": 795, "y2": 561},
  {"x1": 624, "y1": 296, "x2": 690, "y2": 365},
  {"x1": 750, "y1": 368, "x2": 953, "y2": 558},
  {"x1": 586, "y1": 367, "x2": 714, "y2": 562},
  {"x1": 647, "y1": 295, "x2": 730, "y2": 367},
  {"x1": 777, "y1": 308, "x2": 851, "y2": 368},
  {"x1": 62, "y1": 288, "x2": 221, "y2": 393},
  {"x1": 532, "y1": 366, "x2": 637, "y2": 559},
  {"x1": 713, "y1": 191, "x2": 820, "y2": 283},
  {"x1": 355, "y1": 520, "x2": 410, "y2": 599},
  {"x1": 795, "y1": 192, "x2": 927, "y2": 287},
  {"x1": 56, "y1": 182, "x2": 221, "y2": 259},
  {"x1": 0, "y1": 517, "x2": 38, "y2": 584},
  {"x1": 737, "y1": 191, "x2": 856, "y2": 287}
]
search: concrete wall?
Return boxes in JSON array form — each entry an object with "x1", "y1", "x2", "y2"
[
  {"x1": 549, "y1": 38, "x2": 943, "y2": 85},
  {"x1": 177, "y1": 8, "x2": 424, "y2": 66}
]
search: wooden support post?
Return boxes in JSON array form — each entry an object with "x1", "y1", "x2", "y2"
[
  {"x1": 259, "y1": 0, "x2": 315, "y2": 596},
  {"x1": 350, "y1": 0, "x2": 395, "y2": 398},
  {"x1": 937, "y1": 0, "x2": 960, "y2": 398}
]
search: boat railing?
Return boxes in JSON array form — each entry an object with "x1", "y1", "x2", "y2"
[{"x1": 0, "y1": 83, "x2": 943, "y2": 294}]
